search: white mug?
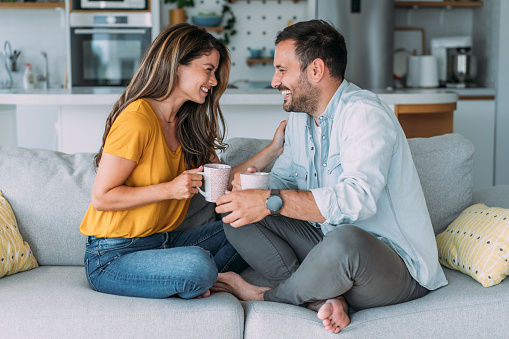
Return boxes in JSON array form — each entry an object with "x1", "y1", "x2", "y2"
[
  {"x1": 240, "y1": 172, "x2": 270, "y2": 190},
  {"x1": 197, "y1": 164, "x2": 232, "y2": 202}
]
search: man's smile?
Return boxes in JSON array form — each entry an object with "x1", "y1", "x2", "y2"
[{"x1": 281, "y1": 89, "x2": 291, "y2": 101}]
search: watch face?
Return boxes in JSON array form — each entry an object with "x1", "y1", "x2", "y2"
[{"x1": 267, "y1": 195, "x2": 283, "y2": 212}]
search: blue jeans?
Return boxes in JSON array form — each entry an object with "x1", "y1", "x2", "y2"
[{"x1": 84, "y1": 221, "x2": 247, "y2": 299}]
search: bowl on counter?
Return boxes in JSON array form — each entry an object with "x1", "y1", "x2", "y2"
[{"x1": 192, "y1": 13, "x2": 222, "y2": 27}]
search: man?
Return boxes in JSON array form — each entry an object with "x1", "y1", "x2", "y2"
[{"x1": 213, "y1": 20, "x2": 447, "y2": 334}]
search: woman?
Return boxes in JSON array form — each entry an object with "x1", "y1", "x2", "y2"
[{"x1": 80, "y1": 23, "x2": 285, "y2": 299}]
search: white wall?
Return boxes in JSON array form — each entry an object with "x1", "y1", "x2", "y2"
[
  {"x1": 0, "y1": 9, "x2": 67, "y2": 89},
  {"x1": 160, "y1": 0, "x2": 310, "y2": 84}
]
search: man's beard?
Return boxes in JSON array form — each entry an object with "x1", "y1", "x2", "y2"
[{"x1": 282, "y1": 73, "x2": 320, "y2": 114}]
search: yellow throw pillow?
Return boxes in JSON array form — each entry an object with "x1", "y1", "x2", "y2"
[
  {"x1": 0, "y1": 191, "x2": 38, "y2": 278},
  {"x1": 436, "y1": 203, "x2": 509, "y2": 287}
]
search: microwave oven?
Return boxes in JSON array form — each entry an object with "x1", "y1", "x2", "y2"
[{"x1": 80, "y1": 0, "x2": 146, "y2": 10}]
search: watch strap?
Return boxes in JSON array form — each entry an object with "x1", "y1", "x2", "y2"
[{"x1": 267, "y1": 189, "x2": 283, "y2": 215}]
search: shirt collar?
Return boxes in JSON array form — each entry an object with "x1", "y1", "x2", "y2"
[{"x1": 317, "y1": 79, "x2": 349, "y2": 121}]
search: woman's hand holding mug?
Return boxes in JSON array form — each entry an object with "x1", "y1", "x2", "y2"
[{"x1": 166, "y1": 166, "x2": 203, "y2": 200}]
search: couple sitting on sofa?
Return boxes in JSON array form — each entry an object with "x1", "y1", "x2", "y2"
[{"x1": 80, "y1": 20, "x2": 447, "y2": 334}]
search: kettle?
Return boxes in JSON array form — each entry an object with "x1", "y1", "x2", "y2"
[{"x1": 446, "y1": 47, "x2": 477, "y2": 88}]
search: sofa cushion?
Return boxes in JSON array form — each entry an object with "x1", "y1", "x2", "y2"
[
  {"x1": 0, "y1": 191, "x2": 38, "y2": 278},
  {"x1": 436, "y1": 203, "x2": 509, "y2": 287},
  {"x1": 0, "y1": 146, "x2": 95, "y2": 266},
  {"x1": 221, "y1": 138, "x2": 274, "y2": 171},
  {"x1": 472, "y1": 185, "x2": 509, "y2": 208},
  {"x1": 223, "y1": 134, "x2": 474, "y2": 235},
  {"x1": 406, "y1": 134, "x2": 474, "y2": 234},
  {"x1": 0, "y1": 146, "x2": 221, "y2": 266},
  {"x1": 0, "y1": 266, "x2": 244, "y2": 339},
  {"x1": 177, "y1": 193, "x2": 218, "y2": 231},
  {"x1": 241, "y1": 268, "x2": 509, "y2": 338}
]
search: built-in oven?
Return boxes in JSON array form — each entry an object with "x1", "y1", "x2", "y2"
[
  {"x1": 80, "y1": 0, "x2": 147, "y2": 10},
  {"x1": 70, "y1": 12, "x2": 152, "y2": 87}
]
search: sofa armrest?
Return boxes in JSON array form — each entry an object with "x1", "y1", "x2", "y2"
[{"x1": 472, "y1": 185, "x2": 509, "y2": 209}]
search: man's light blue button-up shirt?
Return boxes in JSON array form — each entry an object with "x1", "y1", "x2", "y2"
[{"x1": 269, "y1": 80, "x2": 447, "y2": 290}]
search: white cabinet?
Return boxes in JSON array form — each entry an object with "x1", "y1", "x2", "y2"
[
  {"x1": 16, "y1": 104, "x2": 58, "y2": 150},
  {"x1": 453, "y1": 99, "x2": 496, "y2": 190},
  {"x1": 56, "y1": 104, "x2": 288, "y2": 154},
  {"x1": 58, "y1": 105, "x2": 111, "y2": 154},
  {"x1": 222, "y1": 105, "x2": 289, "y2": 141},
  {"x1": 0, "y1": 105, "x2": 17, "y2": 146}
]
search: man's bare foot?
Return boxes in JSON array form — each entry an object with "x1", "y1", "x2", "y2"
[
  {"x1": 312, "y1": 296, "x2": 350, "y2": 334},
  {"x1": 211, "y1": 272, "x2": 270, "y2": 301},
  {"x1": 196, "y1": 289, "x2": 211, "y2": 299}
]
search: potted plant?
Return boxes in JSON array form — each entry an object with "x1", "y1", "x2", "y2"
[
  {"x1": 165, "y1": 0, "x2": 195, "y2": 26},
  {"x1": 220, "y1": 1, "x2": 237, "y2": 45}
]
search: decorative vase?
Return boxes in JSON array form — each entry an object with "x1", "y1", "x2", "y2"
[{"x1": 170, "y1": 8, "x2": 187, "y2": 26}]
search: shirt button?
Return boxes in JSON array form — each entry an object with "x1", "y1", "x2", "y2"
[
  {"x1": 322, "y1": 135, "x2": 326, "y2": 140},
  {"x1": 311, "y1": 147, "x2": 314, "y2": 150},
  {"x1": 295, "y1": 172, "x2": 298, "y2": 176},
  {"x1": 323, "y1": 163, "x2": 327, "y2": 167},
  {"x1": 314, "y1": 173, "x2": 317, "y2": 177},
  {"x1": 319, "y1": 116, "x2": 323, "y2": 120}
]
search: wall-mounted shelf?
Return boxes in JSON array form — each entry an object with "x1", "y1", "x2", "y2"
[
  {"x1": 202, "y1": 26, "x2": 225, "y2": 33},
  {"x1": 0, "y1": 2, "x2": 64, "y2": 9},
  {"x1": 247, "y1": 58, "x2": 273, "y2": 66},
  {"x1": 231, "y1": 0, "x2": 302, "y2": 3},
  {"x1": 395, "y1": 1, "x2": 482, "y2": 8}
]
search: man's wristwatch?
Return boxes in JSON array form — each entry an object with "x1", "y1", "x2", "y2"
[{"x1": 266, "y1": 189, "x2": 283, "y2": 215}]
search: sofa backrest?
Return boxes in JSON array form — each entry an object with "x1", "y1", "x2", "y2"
[
  {"x1": 407, "y1": 134, "x2": 473, "y2": 234},
  {"x1": 0, "y1": 146, "x2": 217, "y2": 266},
  {"x1": 0, "y1": 146, "x2": 95, "y2": 266},
  {"x1": 0, "y1": 133, "x2": 473, "y2": 266},
  {"x1": 221, "y1": 133, "x2": 474, "y2": 235}
]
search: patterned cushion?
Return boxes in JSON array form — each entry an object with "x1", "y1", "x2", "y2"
[
  {"x1": 0, "y1": 191, "x2": 38, "y2": 278},
  {"x1": 436, "y1": 203, "x2": 509, "y2": 287}
]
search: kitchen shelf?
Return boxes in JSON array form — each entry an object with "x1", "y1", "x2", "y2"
[
  {"x1": 231, "y1": 0, "x2": 302, "y2": 3},
  {"x1": 247, "y1": 58, "x2": 273, "y2": 66},
  {"x1": 395, "y1": 1, "x2": 482, "y2": 8},
  {"x1": 0, "y1": 2, "x2": 64, "y2": 9},
  {"x1": 202, "y1": 26, "x2": 225, "y2": 33}
]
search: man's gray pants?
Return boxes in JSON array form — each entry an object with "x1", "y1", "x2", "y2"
[{"x1": 223, "y1": 216, "x2": 428, "y2": 311}]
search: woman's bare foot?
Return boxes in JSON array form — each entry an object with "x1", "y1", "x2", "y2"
[
  {"x1": 312, "y1": 296, "x2": 350, "y2": 334},
  {"x1": 211, "y1": 272, "x2": 270, "y2": 301}
]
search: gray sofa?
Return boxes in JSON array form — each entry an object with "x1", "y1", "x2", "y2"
[{"x1": 1, "y1": 133, "x2": 508, "y2": 338}]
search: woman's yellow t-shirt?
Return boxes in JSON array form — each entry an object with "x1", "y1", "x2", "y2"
[{"x1": 80, "y1": 98, "x2": 191, "y2": 238}]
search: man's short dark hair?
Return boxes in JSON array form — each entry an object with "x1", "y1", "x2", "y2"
[{"x1": 275, "y1": 20, "x2": 347, "y2": 80}]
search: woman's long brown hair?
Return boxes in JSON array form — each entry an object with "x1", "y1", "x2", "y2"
[{"x1": 93, "y1": 23, "x2": 229, "y2": 169}]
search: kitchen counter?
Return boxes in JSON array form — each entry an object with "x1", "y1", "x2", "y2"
[
  {"x1": 1, "y1": 85, "x2": 495, "y2": 154},
  {"x1": 0, "y1": 86, "x2": 486, "y2": 106}
]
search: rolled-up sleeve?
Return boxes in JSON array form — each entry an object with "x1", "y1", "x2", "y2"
[
  {"x1": 269, "y1": 126, "x2": 299, "y2": 190},
  {"x1": 311, "y1": 99, "x2": 397, "y2": 227}
]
